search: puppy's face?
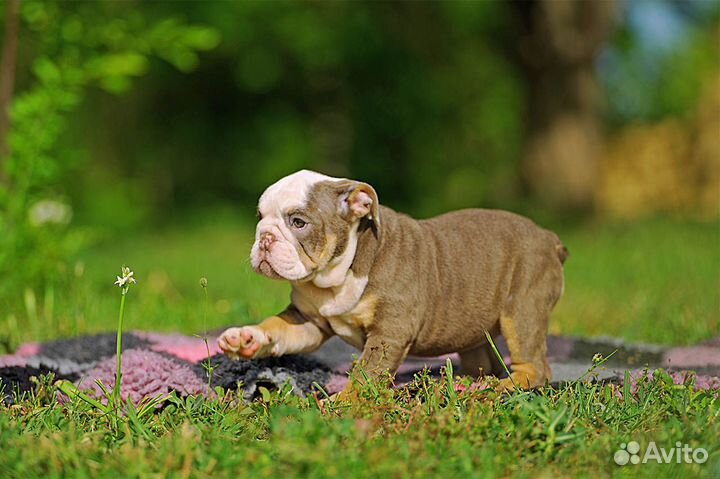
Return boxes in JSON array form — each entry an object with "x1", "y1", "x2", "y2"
[{"x1": 250, "y1": 170, "x2": 379, "y2": 283}]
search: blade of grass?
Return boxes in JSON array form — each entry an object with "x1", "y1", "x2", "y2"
[
  {"x1": 485, "y1": 330, "x2": 516, "y2": 389},
  {"x1": 56, "y1": 380, "x2": 108, "y2": 413}
]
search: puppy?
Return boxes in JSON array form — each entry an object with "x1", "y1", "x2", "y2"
[{"x1": 218, "y1": 170, "x2": 568, "y2": 391}]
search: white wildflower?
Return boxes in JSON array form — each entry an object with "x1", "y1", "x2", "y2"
[{"x1": 114, "y1": 266, "x2": 137, "y2": 290}]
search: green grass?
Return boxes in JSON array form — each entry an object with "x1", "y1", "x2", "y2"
[
  {"x1": 0, "y1": 214, "x2": 718, "y2": 477},
  {"x1": 0, "y1": 211, "x2": 290, "y2": 352},
  {"x1": 554, "y1": 218, "x2": 719, "y2": 345},
  {"x1": 0, "y1": 364, "x2": 718, "y2": 478}
]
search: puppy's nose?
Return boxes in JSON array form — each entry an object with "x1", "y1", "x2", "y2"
[{"x1": 259, "y1": 232, "x2": 276, "y2": 251}]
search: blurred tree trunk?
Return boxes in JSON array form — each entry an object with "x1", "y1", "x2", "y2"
[
  {"x1": 0, "y1": 0, "x2": 20, "y2": 185},
  {"x1": 515, "y1": 0, "x2": 617, "y2": 211}
]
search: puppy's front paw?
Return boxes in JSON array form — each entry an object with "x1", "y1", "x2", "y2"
[{"x1": 217, "y1": 326, "x2": 271, "y2": 359}]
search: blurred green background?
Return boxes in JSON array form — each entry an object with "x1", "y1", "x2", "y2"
[{"x1": 0, "y1": 0, "x2": 717, "y2": 353}]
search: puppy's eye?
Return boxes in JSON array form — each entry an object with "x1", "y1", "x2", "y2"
[
  {"x1": 256, "y1": 210, "x2": 263, "y2": 220},
  {"x1": 291, "y1": 217, "x2": 307, "y2": 229}
]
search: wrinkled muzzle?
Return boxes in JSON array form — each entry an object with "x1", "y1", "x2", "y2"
[{"x1": 249, "y1": 226, "x2": 312, "y2": 281}]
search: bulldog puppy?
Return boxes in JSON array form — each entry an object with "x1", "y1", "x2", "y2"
[{"x1": 218, "y1": 170, "x2": 568, "y2": 391}]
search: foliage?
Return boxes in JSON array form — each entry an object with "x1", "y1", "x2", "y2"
[
  {"x1": 53, "y1": 1, "x2": 719, "y2": 227},
  {"x1": 68, "y1": 1, "x2": 526, "y2": 224},
  {"x1": 0, "y1": 1, "x2": 219, "y2": 311},
  {"x1": 601, "y1": 0, "x2": 720, "y2": 124}
]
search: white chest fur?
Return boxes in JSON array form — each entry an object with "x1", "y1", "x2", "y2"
[{"x1": 292, "y1": 271, "x2": 375, "y2": 349}]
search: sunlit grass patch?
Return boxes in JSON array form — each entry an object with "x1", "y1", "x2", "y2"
[
  {"x1": 553, "y1": 218, "x2": 719, "y2": 345},
  {"x1": 0, "y1": 364, "x2": 717, "y2": 477}
]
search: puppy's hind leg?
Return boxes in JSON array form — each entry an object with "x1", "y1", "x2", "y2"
[
  {"x1": 458, "y1": 329, "x2": 504, "y2": 378},
  {"x1": 496, "y1": 263, "x2": 563, "y2": 391},
  {"x1": 496, "y1": 312, "x2": 548, "y2": 391}
]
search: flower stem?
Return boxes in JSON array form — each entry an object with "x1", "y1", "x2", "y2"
[
  {"x1": 202, "y1": 286, "x2": 208, "y2": 336},
  {"x1": 113, "y1": 289, "x2": 127, "y2": 407},
  {"x1": 201, "y1": 282, "x2": 214, "y2": 393}
]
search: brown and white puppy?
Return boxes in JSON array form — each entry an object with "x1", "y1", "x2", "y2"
[{"x1": 218, "y1": 170, "x2": 568, "y2": 391}]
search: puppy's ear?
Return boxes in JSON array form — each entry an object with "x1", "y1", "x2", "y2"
[{"x1": 338, "y1": 181, "x2": 380, "y2": 226}]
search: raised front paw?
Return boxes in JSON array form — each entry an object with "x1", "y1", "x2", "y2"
[{"x1": 217, "y1": 326, "x2": 271, "y2": 359}]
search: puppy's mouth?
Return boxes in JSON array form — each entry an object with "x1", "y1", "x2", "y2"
[{"x1": 256, "y1": 260, "x2": 284, "y2": 280}]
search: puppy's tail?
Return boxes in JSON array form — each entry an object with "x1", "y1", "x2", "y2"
[
  {"x1": 556, "y1": 244, "x2": 570, "y2": 265},
  {"x1": 547, "y1": 231, "x2": 569, "y2": 265}
]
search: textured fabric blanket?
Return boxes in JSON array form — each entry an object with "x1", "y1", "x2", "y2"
[
  {"x1": 1, "y1": 331, "x2": 718, "y2": 405},
  {"x1": 0, "y1": 331, "x2": 333, "y2": 404}
]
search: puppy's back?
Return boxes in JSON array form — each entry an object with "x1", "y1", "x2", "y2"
[{"x1": 421, "y1": 208, "x2": 564, "y2": 258}]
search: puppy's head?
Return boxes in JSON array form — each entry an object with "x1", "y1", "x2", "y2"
[{"x1": 250, "y1": 170, "x2": 379, "y2": 284}]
